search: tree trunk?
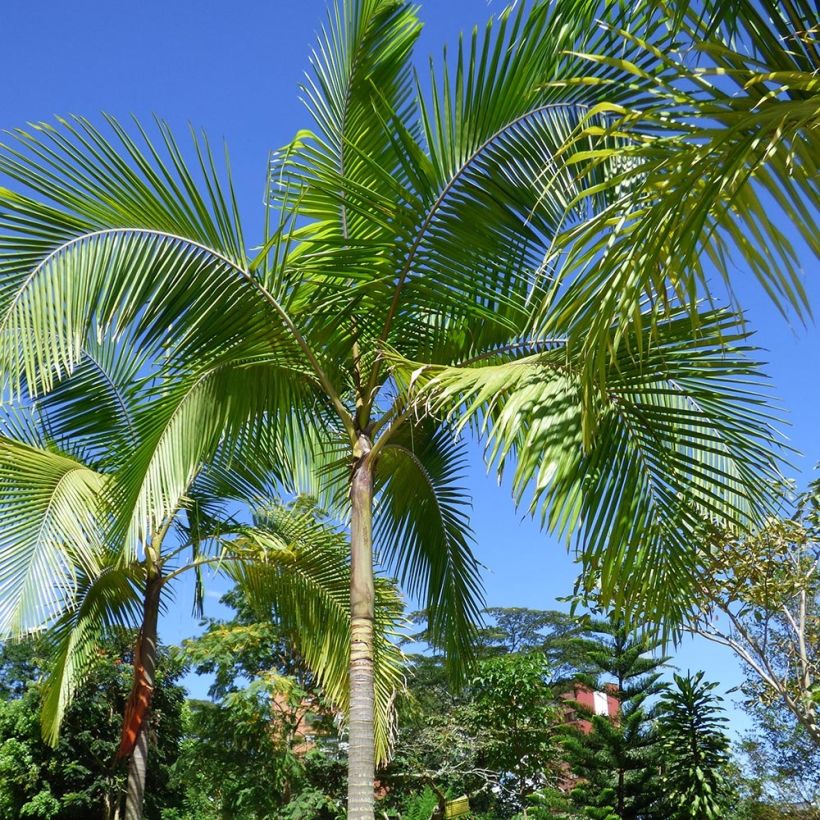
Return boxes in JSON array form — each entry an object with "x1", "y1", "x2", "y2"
[
  {"x1": 123, "y1": 567, "x2": 162, "y2": 820},
  {"x1": 348, "y1": 434, "x2": 376, "y2": 819}
]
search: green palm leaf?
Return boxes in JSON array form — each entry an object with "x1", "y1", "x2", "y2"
[
  {"x1": 544, "y1": 0, "x2": 819, "y2": 393},
  {"x1": 0, "y1": 438, "x2": 106, "y2": 636},
  {"x1": 39, "y1": 557, "x2": 143, "y2": 744},
  {"x1": 389, "y1": 308, "x2": 785, "y2": 627},
  {"x1": 227, "y1": 501, "x2": 405, "y2": 765},
  {"x1": 375, "y1": 420, "x2": 482, "y2": 675}
]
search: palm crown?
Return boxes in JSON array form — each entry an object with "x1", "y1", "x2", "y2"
[{"x1": 0, "y1": 0, "x2": 789, "y2": 816}]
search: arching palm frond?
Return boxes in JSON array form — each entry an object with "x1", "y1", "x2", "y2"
[
  {"x1": 374, "y1": 420, "x2": 482, "y2": 677},
  {"x1": 226, "y1": 502, "x2": 405, "y2": 765},
  {"x1": 0, "y1": 116, "x2": 311, "y2": 403},
  {"x1": 389, "y1": 308, "x2": 785, "y2": 629},
  {"x1": 33, "y1": 332, "x2": 150, "y2": 469},
  {"x1": 371, "y1": 0, "x2": 628, "y2": 369},
  {"x1": 39, "y1": 556, "x2": 143, "y2": 744},
  {"x1": 0, "y1": 438, "x2": 106, "y2": 636},
  {"x1": 545, "y1": 0, "x2": 819, "y2": 394}
]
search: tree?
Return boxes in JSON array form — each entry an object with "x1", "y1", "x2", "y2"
[
  {"x1": 469, "y1": 652, "x2": 564, "y2": 816},
  {"x1": 0, "y1": 2, "x2": 787, "y2": 816},
  {"x1": 0, "y1": 634, "x2": 186, "y2": 820},
  {"x1": 556, "y1": 618, "x2": 668, "y2": 819},
  {"x1": 549, "y1": 0, "x2": 818, "y2": 397},
  {"x1": 689, "y1": 481, "x2": 819, "y2": 746},
  {"x1": 381, "y1": 650, "x2": 500, "y2": 817},
  {"x1": 0, "y1": 348, "x2": 403, "y2": 820},
  {"x1": 169, "y1": 584, "x2": 349, "y2": 819},
  {"x1": 736, "y1": 700, "x2": 820, "y2": 810},
  {"x1": 656, "y1": 671, "x2": 735, "y2": 819}
]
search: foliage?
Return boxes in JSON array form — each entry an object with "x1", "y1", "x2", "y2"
[
  {"x1": 552, "y1": 617, "x2": 669, "y2": 819},
  {"x1": 469, "y1": 652, "x2": 564, "y2": 814},
  {"x1": 0, "y1": 0, "x2": 788, "y2": 679},
  {"x1": 656, "y1": 671, "x2": 736, "y2": 819},
  {"x1": 383, "y1": 610, "x2": 580, "y2": 818},
  {"x1": 0, "y1": 634, "x2": 185, "y2": 820},
  {"x1": 691, "y1": 480, "x2": 819, "y2": 747},
  {"x1": 0, "y1": 0, "x2": 802, "y2": 811},
  {"x1": 169, "y1": 586, "x2": 347, "y2": 819},
  {"x1": 549, "y1": 0, "x2": 819, "y2": 399}
]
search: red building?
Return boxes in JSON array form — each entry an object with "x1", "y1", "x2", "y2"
[{"x1": 560, "y1": 682, "x2": 619, "y2": 733}]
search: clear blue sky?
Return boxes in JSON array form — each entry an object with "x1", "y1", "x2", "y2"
[{"x1": 3, "y1": 0, "x2": 818, "y2": 735}]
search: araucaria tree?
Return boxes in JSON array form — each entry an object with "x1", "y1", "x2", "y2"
[
  {"x1": 558, "y1": 618, "x2": 669, "y2": 819},
  {"x1": 0, "y1": 1, "x2": 787, "y2": 817},
  {"x1": 656, "y1": 671, "x2": 735, "y2": 819}
]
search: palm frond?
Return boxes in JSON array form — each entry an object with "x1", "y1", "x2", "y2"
[
  {"x1": 0, "y1": 438, "x2": 106, "y2": 636},
  {"x1": 225, "y1": 502, "x2": 405, "y2": 765},
  {"x1": 388, "y1": 308, "x2": 786, "y2": 629},
  {"x1": 111, "y1": 356, "x2": 318, "y2": 559},
  {"x1": 39, "y1": 557, "x2": 142, "y2": 744},
  {"x1": 0, "y1": 116, "x2": 313, "y2": 402},
  {"x1": 374, "y1": 420, "x2": 483, "y2": 677},
  {"x1": 544, "y1": 0, "x2": 818, "y2": 394}
]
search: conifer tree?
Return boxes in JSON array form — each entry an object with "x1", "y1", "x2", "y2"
[
  {"x1": 557, "y1": 617, "x2": 669, "y2": 819},
  {"x1": 656, "y1": 671, "x2": 735, "y2": 819}
]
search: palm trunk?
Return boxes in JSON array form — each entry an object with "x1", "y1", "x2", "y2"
[
  {"x1": 348, "y1": 434, "x2": 376, "y2": 819},
  {"x1": 124, "y1": 568, "x2": 162, "y2": 820}
]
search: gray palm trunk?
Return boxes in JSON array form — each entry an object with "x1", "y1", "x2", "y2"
[
  {"x1": 348, "y1": 433, "x2": 376, "y2": 818},
  {"x1": 124, "y1": 568, "x2": 161, "y2": 820}
]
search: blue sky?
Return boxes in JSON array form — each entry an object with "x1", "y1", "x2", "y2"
[{"x1": 3, "y1": 0, "x2": 818, "y2": 735}]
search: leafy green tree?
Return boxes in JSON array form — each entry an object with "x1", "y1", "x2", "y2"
[
  {"x1": 469, "y1": 652, "x2": 563, "y2": 816},
  {"x1": 689, "y1": 481, "x2": 819, "y2": 747},
  {"x1": 0, "y1": 1, "x2": 787, "y2": 816},
  {"x1": 380, "y1": 651, "x2": 497, "y2": 817},
  {"x1": 556, "y1": 618, "x2": 669, "y2": 819},
  {"x1": 385, "y1": 612, "x2": 579, "y2": 818},
  {"x1": 169, "y1": 584, "x2": 350, "y2": 819},
  {"x1": 0, "y1": 634, "x2": 185, "y2": 820},
  {"x1": 476, "y1": 608, "x2": 590, "y2": 681},
  {"x1": 656, "y1": 671, "x2": 735, "y2": 819}
]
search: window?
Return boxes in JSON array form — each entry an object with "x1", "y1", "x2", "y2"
[{"x1": 593, "y1": 689, "x2": 609, "y2": 716}]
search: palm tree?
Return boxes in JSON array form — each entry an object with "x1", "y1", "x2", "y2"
[
  {"x1": 0, "y1": 1, "x2": 786, "y2": 816},
  {"x1": 0, "y1": 335, "x2": 404, "y2": 819},
  {"x1": 547, "y1": 0, "x2": 818, "y2": 389}
]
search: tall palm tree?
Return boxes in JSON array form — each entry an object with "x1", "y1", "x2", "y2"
[
  {"x1": 547, "y1": 0, "x2": 818, "y2": 391},
  {"x1": 0, "y1": 1, "x2": 786, "y2": 816},
  {"x1": 0, "y1": 335, "x2": 404, "y2": 819}
]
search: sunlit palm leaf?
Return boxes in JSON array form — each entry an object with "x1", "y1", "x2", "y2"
[
  {"x1": 388, "y1": 308, "x2": 785, "y2": 627},
  {"x1": 545, "y1": 0, "x2": 819, "y2": 395},
  {"x1": 226, "y1": 502, "x2": 405, "y2": 764},
  {"x1": 375, "y1": 420, "x2": 482, "y2": 675},
  {"x1": 39, "y1": 557, "x2": 143, "y2": 744},
  {"x1": 0, "y1": 438, "x2": 106, "y2": 636}
]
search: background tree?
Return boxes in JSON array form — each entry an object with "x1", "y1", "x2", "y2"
[
  {"x1": 169, "y1": 585, "x2": 348, "y2": 819},
  {"x1": 469, "y1": 652, "x2": 564, "y2": 817},
  {"x1": 0, "y1": 634, "x2": 185, "y2": 820},
  {"x1": 689, "y1": 481, "x2": 819, "y2": 746},
  {"x1": 735, "y1": 704, "x2": 820, "y2": 811},
  {"x1": 656, "y1": 671, "x2": 736, "y2": 819},
  {"x1": 554, "y1": 617, "x2": 669, "y2": 820},
  {"x1": 0, "y1": 2, "x2": 791, "y2": 816}
]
